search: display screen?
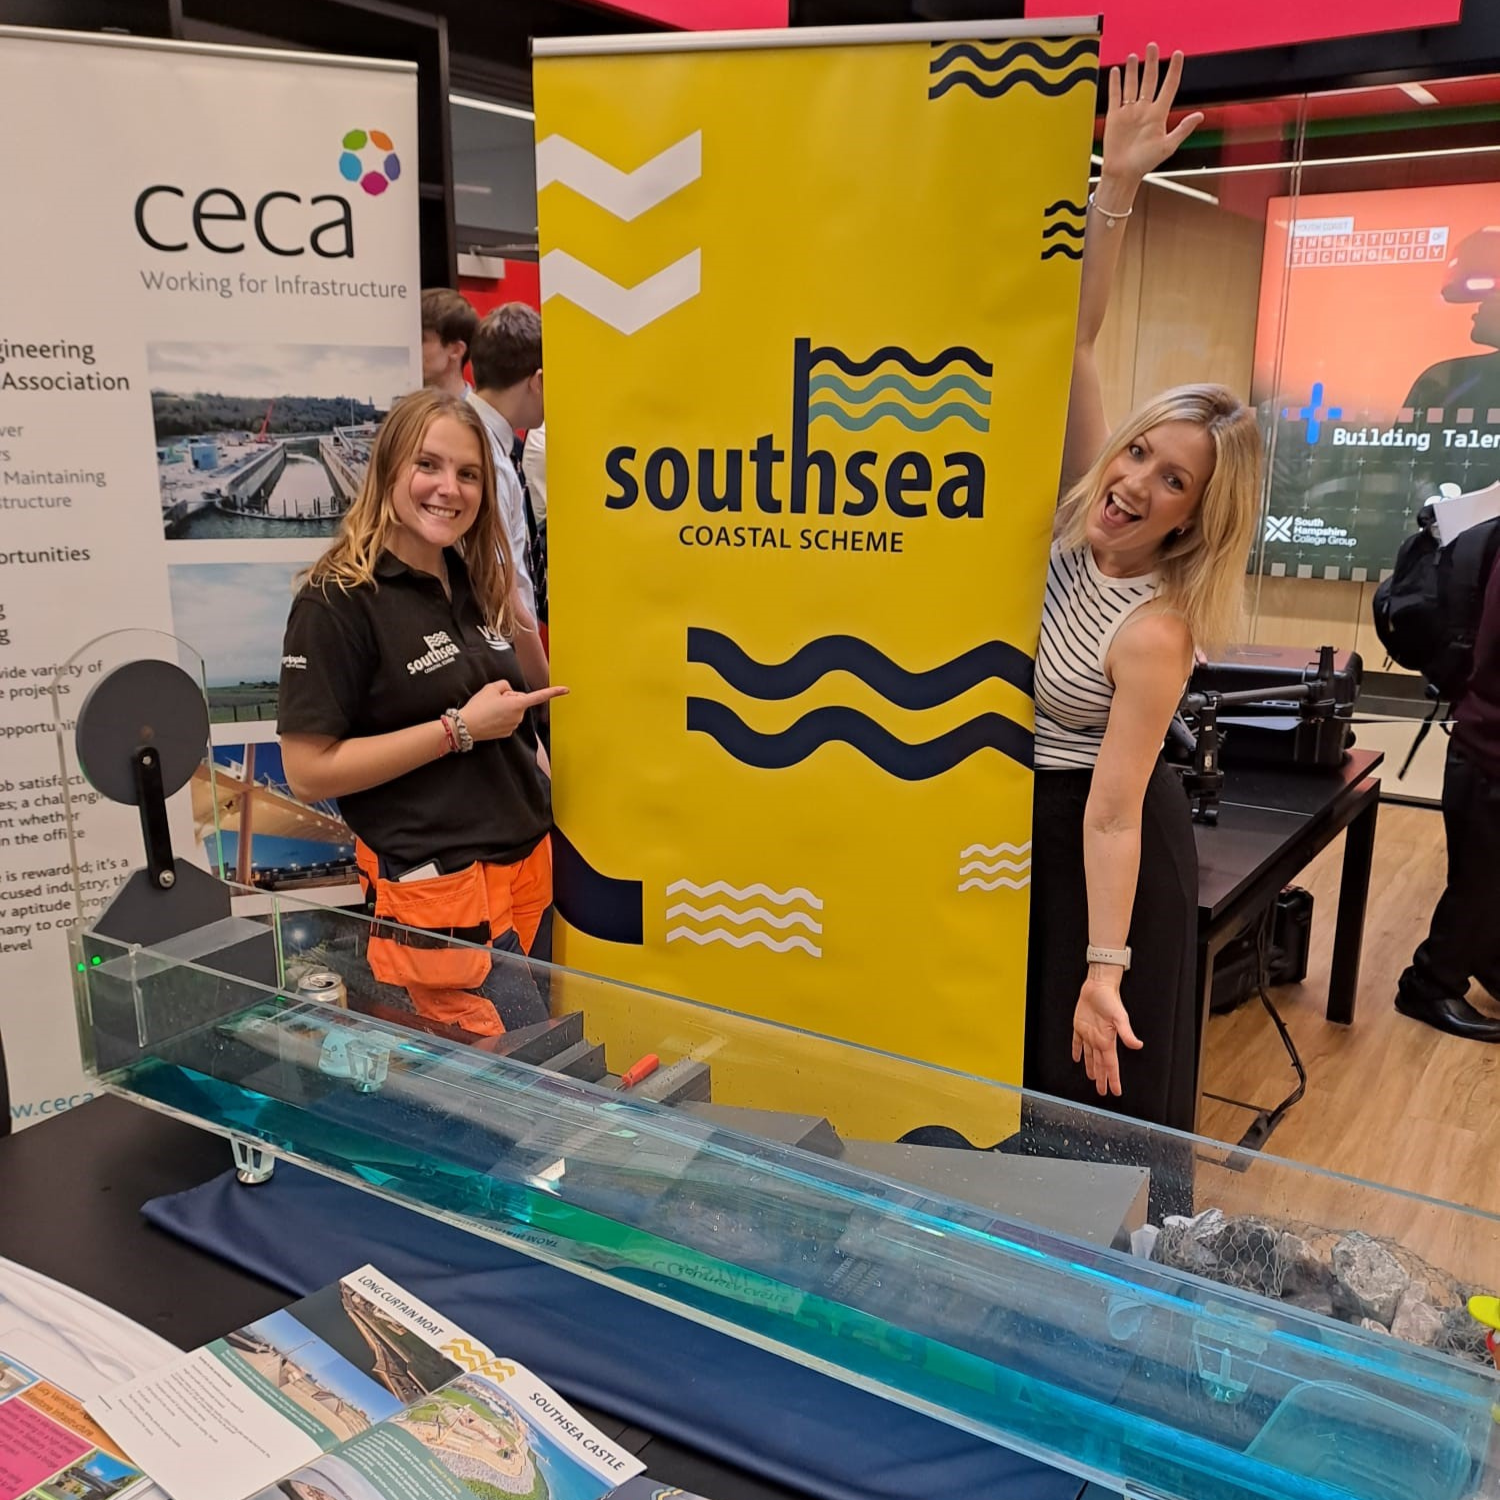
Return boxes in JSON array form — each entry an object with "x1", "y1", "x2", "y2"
[{"x1": 1252, "y1": 182, "x2": 1500, "y2": 580}]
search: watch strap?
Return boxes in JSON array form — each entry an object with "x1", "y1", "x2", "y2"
[{"x1": 1086, "y1": 944, "x2": 1132, "y2": 970}]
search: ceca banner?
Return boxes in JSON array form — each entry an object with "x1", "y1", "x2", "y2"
[
  {"x1": 0, "y1": 27, "x2": 420, "y2": 1127},
  {"x1": 537, "y1": 22, "x2": 1098, "y2": 1084}
]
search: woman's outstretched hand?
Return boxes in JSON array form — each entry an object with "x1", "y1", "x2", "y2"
[
  {"x1": 1100, "y1": 44, "x2": 1205, "y2": 191},
  {"x1": 1072, "y1": 976, "x2": 1144, "y2": 1097}
]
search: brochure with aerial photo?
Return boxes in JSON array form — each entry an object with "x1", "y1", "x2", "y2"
[
  {"x1": 0, "y1": 1351, "x2": 147, "y2": 1500},
  {"x1": 85, "y1": 1268, "x2": 641, "y2": 1500}
]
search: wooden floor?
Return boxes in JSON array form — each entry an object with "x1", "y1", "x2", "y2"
[{"x1": 1195, "y1": 798, "x2": 1500, "y2": 1281}]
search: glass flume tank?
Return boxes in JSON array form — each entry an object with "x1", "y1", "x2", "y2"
[{"x1": 69, "y1": 886, "x2": 1500, "y2": 1500}]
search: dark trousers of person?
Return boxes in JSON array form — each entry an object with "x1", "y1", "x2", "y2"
[
  {"x1": 1398, "y1": 744, "x2": 1500, "y2": 1004},
  {"x1": 1018, "y1": 757, "x2": 1200, "y2": 1221}
]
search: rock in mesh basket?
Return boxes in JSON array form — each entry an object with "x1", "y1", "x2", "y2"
[{"x1": 1152, "y1": 1209, "x2": 1491, "y2": 1365}]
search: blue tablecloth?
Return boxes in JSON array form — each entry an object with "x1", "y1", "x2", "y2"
[{"x1": 144, "y1": 1163, "x2": 1081, "y2": 1500}]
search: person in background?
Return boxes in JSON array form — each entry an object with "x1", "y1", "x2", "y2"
[
  {"x1": 467, "y1": 304, "x2": 550, "y2": 698},
  {"x1": 1395, "y1": 550, "x2": 1500, "y2": 1042},
  {"x1": 1025, "y1": 47, "x2": 1262, "y2": 1132},
  {"x1": 278, "y1": 388, "x2": 566, "y2": 1036},
  {"x1": 522, "y1": 421, "x2": 549, "y2": 646},
  {"x1": 420, "y1": 288, "x2": 478, "y2": 398}
]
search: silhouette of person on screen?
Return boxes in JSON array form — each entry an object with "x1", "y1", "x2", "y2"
[{"x1": 1405, "y1": 226, "x2": 1500, "y2": 418}]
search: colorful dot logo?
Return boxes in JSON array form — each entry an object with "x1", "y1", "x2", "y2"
[{"x1": 339, "y1": 129, "x2": 401, "y2": 197}]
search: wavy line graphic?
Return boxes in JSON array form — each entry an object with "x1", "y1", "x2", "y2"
[
  {"x1": 1044, "y1": 199, "x2": 1088, "y2": 216},
  {"x1": 806, "y1": 371, "x2": 992, "y2": 407},
  {"x1": 961, "y1": 840, "x2": 1032, "y2": 859},
  {"x1": 930, "y1": 38, "x2": 1099, "y2": 74},
  {"x1": 930, "y1": 67, "x2": 1096, "y2": 101},
  {"x1": 808, "y1": 399, "x2": 988, "y2": 433},
  {"x1": 688, "y1": 700, "x2": 1034, "y2": 778},
  {"x1": 807, "y1": 344, "x2": 993, "y2": 378},
  {"x1": 687, "y1": 630, "x2": 1035, "y2": 707},
  {"x1": 1042, "y1": 221, "x2": 1086, "y2": 240},
  {"x1": 666, "y1": 902, "x2": 823, "y2": 933},
  {"x1": 667, "y1": 927, "x2": 822, "y2": 958},
  {"x1": 959, "y1": 858, "x2": 1032, "y2": 877},
  {"x1": 1041, "y1": 244, "x2": 1084, "y2": 261},
  {"x1": 958, "y1": 875, "x2": 1032, "y2": 892},
  {"x1": 666, "y1": 878, "x2": 823, "y2": 909}
]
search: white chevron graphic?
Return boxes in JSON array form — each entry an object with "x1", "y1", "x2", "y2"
[
  {"x1": 960, "y1": 841, "x2": 1032, "y2": 860},
  {"x1": 667, "y1": 926, "x2": 822, "y2": 958},
  {"x1": 958, "y1": 858, "x2": 1032, "y2": 878},
  {"x1": 958, "y1": 875, "x2": 1032, "y2": 893},
  {"x1": 537, "y1": 132, "x2": 701, "y2": 221},
  {"x1": 667, "y1": 879, "x2": 822, "y2": 909},
  {"x1": 667, "y1": 903, "x2": 823, "y2": 933},
  {"x1": 541, "y1": 249, "x2": 700, "y2": 335}
]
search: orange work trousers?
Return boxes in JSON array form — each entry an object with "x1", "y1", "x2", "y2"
[{"x1": 356, "y1": 836, "x2": 552, "y2": 1037}]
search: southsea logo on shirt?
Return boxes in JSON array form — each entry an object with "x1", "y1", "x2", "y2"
[
  {"x1": 406, "y1": 631, "x2": 460, "y2": 675},
  {"x1": 282, "y1": 654, "x2": 308, "y2": 670}
]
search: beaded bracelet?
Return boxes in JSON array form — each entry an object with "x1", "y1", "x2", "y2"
[{"x1": 1089, "y1": 191, "x2": 1134, "y2": 228}]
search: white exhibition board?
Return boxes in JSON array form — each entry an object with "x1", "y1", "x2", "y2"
[{"x1": 0, "y1": 27, "x2": 421, "y2": 1125}]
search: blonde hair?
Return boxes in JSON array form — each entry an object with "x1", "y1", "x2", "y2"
[
  {"x1": 302, "y1": 388, "x2": 516, "y2": 636},
  {"x1": 1055, "y1": 383, "x2": 1263, "y2": 652}
]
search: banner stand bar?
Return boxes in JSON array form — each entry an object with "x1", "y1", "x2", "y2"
[
  {"x1": 0, "y1": 22, "x2": 415, "y2": 74},
  {"x1": 532, "y1": 16, "x2": 1102, "y2": 58}
]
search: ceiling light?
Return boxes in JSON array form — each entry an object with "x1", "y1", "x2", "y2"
[
  {"x1": 450, "y1": 93, "x2": 535, "y2": 122},
  {"x1": 1400, "y1": 82, "x2": 1441, "y2": 106},
  {"x1": 1150, "y1": 141, "x2": 1500, "y2": 179}
]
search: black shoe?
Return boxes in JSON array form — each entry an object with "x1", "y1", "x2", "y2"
[{"x1": 1395, "y1": 990, "x2": 1500, "y2": 1042}]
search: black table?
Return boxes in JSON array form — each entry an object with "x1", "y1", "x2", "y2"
[
  {"x1": 1192, "y1": 748, "x2": 1383, "y2": 1122},
  {"x1": 0, "y1": 1095, "x2": 819, "y2": 1500}
]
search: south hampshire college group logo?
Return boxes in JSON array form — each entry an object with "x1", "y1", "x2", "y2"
[{"x1": 339, "y1": 128, "x2": 402, "y2": 196}]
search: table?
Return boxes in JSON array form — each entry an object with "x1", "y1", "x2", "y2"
[
  {"x1": 0, "y1": 1094, "x2": 822, "y2": 1500},
  {"x1": 1192, "y1": 748, "x2": 1383, "y2": 1121}
]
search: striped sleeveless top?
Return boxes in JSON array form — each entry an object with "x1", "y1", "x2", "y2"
[{"x1": 1034, "y1": 543, "x2": 1160, "y2": 771}]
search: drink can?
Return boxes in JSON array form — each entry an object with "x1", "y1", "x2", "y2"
[{"x1": 296, "y1": 969, "x2": 347, "y2": 1008}]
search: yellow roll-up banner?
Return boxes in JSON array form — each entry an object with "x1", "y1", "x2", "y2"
[{"x1": 537, "y1": 22, "x2": 1098, "y2": 1084}]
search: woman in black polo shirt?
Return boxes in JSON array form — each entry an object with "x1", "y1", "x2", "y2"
[{"x1": 278, "y1": 387, "x2": 565, "y2": 1037}]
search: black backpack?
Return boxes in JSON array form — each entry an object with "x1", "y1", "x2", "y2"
[{"x1": 1373, "y1": 506, "x2": 1500, "y2": 773}]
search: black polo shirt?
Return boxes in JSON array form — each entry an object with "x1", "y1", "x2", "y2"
[{"x1": 277, "y1": 549, "x2": 550, "y2": 874}]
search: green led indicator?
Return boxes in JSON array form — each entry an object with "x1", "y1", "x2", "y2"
[
  {"x1": 91, "y1": 955, "x2": 102, "y2": 966},
  {"x1": 76, "y1": 962, "x2": 85, "y2": 973}
]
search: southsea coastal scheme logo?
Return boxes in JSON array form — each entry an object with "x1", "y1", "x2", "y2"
[
  {"x1": 339, "y1": 128, "x2": 402, "y2": 196},
  {"x1": 603, "y1": 339, "x2": 993, "y2": 551}
]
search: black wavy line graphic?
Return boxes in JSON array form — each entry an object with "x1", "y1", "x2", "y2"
[
  {"x1": 929, "y1": 66, "x2": 1096, "y2": 101},
  {"x1": 687, "y1": 700, "x2": 1034, "y2": 779},
  {"x1": 1044, "y1": 199, "x2": 1088, "y2": 216},
  {"x1": 551, "y1": 825, "x2": 643, "y2": 945},
  {"x1": 929, "y1": 38, "x2": 1099, "y2": 74},
  {"x1": 1041, "y1": 243, "x2": 1084, "y2": 261},
  {"x1": 1042, "y1": 221, "x2": 1085, "y2": 239},
  {"x1": 687, "y1": 629, "x2": 1035, "y2": 708},
  {"x1": 808, "y1": 343, "x2": 993, "y2": 378}
]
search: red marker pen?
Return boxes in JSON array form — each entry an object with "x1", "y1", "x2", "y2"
[{"x1": 619, "y1": 1054, "x2": 660, "y2": 1089}]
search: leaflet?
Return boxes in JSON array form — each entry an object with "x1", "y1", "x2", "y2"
[
  {"x1": 0, "y1": 1350, "x2": 146, "y2": 1500},
  {"x1": 87, "y1": 1266, "x2": 641, "y2": 1500}
]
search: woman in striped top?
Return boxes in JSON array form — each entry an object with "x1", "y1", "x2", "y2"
[{"x1": 1023, "y1": 48, "x2": 1263, "y2": 1133}]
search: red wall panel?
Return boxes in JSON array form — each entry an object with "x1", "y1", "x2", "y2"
[
  {"x1": 585, "y1": 1, "x2": 787, "y2": 27},
  {"x1": 1024, "y1": 0, "x2": 1464, "y2": 65}
]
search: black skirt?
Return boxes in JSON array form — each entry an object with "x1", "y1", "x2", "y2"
[{"x1": 1023, "y1": 756, "x2": 1199, "y2": 1133}]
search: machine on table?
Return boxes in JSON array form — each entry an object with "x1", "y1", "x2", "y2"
[{"x1": 59, "y1": 641, "x2": 1500, "y2": 1500}]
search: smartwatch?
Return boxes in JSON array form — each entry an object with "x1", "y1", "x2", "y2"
[{"x1": 1086, "y1": 944, "x2": 1132, "y2": 971}]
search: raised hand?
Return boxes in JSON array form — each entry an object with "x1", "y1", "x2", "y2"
[{"x1": 1101, "y1": 44, "x2": 1205, "y2": 189}]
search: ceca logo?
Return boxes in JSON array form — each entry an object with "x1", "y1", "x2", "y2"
[{"x1": 133, "y1": 127, "x2": 402, "y2": 259}]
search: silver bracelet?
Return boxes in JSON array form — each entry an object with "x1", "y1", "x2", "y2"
[
  {"x1": 443, "y1": 709, "x2": 474, "y2": 753},
  {"x1": 1088, "y1": 191, "x2": 1134, "y2": 228}
]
